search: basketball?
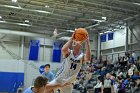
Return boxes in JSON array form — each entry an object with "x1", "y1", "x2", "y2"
[{"x1": 74, "y1": 28, "x2": 88, "y2": 41}]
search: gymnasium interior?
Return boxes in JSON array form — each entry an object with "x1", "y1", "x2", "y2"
[{"x1": 0, "y1": 0, "x2": 140, "y2": 93}]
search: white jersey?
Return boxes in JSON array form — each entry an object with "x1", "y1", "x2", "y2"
[{"x1": 55, "y1": 50, "x2": 84, "y2": 83}]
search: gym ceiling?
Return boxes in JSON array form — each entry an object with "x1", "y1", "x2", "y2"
[{"x1": 0, "y1": 0, "x2": 139, "y2": 37}]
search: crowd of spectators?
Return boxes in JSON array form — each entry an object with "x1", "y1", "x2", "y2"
[{"x1": 73, "y1": 51, "x2": 140, "y2": 93}]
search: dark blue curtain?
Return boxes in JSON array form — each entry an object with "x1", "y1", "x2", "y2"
[
  {"x1": 108, "y1": 32, "x2": 114, "y2": 40},
  {"x1": 52, "y1": 40, "x2": 63, "y2": 63},
  {"x1": 101, "y1": 34, "x2": 106, "y2": 42},
  {"x1": 29, "y1": 40, "x2": 40, "y2": 61}
]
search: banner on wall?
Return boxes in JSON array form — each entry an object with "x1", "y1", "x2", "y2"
[
  {"x1": 101, "y1": 34, "x2": 106, "y2": 42},
  {"x1": 108, "y1": 32, "x2": 114, "y2": 40},
  {"x1": 52, "y1": 40, "x2": 63, "y2": 63},
  {"x1": 29, "y1": 40, "x2": 40, "y2": 61}
]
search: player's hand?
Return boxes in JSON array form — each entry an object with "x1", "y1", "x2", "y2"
[
  {"x1": 60, "y1": 82, "x2": 71, "y2": 87},
  {"x1": 64, "y1": 82, "x2": 71, "y2": 86},
  {"x1": 85, "y1": 34, "x2": 89, "y2": 43},
  {"x1": 71, "y1": 31, "x2": 75, "y2": 40},
  {"x1": 111, "y1": 91, "x2": 114, "y2": 93}
]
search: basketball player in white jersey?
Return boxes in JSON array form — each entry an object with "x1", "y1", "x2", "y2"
[{"x1": 47, "y1": 30, "x2": 91, "y2": 93}]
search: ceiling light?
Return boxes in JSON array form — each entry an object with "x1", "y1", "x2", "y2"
[
  {"x1": 120, "y1": 26, "x2": 122, "y2": 29},
  {"x1": 34, "y1": 10, "x2": 51, "y2": 14},
  {"x1": 0, "y1": 20, "x2": 6, "y2": 23},
  {"x1": 45, "y1": 5, "x2": 50, "y2": 8},
  {"x1": 99, "y1": 33, "x2": 103, "y2": 35},
  {"x1": 114, "y1": 29, "x2": 118, "y2": 31},
  {"x1": 102, "y1": 17, "x2": 107, "y2": 20},
  {"x1": 18, "y1": 23, "x2": 31, "y2": 26},
  {"x1": 106, "y1": 31, "x2": 112, "y2": 33},
  {"x1": 12, "y1": 0, "x2": 17, "y2": 2},
  {"x1": 0, "y1": 20, "x2": 31, "y2": 27},
  {"x1": 66, "y1": 30, "x2": 74, "y2": 32},
  {"x1": 91, "y1": 19, "x2": 105, "y2": 22},
  {"x1": 3, "y1": 5, "x2": 21, "y2": 9},
  {"x1": 133, "y1": 3, "x2": 140, "y2": 6},
  {"x1": 59, "y1": 37, "x2": 71, "y2": 40},
  {"x1": 25, "y1": 20, "x2": 29, "y2": 23},
  {"x1": 0, "y1": 5, "x2": 51, "y2": 14}
]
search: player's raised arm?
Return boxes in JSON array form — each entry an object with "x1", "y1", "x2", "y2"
[
  {"x1": 84, "y1": 34, "x2": 91, "y2": 62},
  {"x1": 62, "y1": 32, "x2": 74, "y2": 57},
  {"x1": 45, "y1": 83, "x2": 71, "y2": 92}
]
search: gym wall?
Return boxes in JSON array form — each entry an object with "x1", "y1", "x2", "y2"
[
  {"x1": 0, "y1": 30, "x2": 97, "y2": 91},
  {"x1": 100, "y1": 22, "x2": 140, "y2": 61}
]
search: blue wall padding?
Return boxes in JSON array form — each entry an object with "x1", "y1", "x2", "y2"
[{"x1": 0, "y1": 72, "x2": 24, "y2": 92}]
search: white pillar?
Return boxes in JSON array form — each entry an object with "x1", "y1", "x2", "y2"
[
  {"x1": 125, "y1": 25, "x2": 129, "y2": 52},
  {"x1": 43, "y1": 38, "x2": 46, "y2": 61},
  {"x1": 97, "y1": 34, "x2": 101, "y2": 59},
  {"x1": 21, "y1": 36, "x2": 24, "y2": 59}
]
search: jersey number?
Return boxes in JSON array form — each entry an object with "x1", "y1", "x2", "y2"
[{"x1": 70, "y1": 63, "x2": 77, "y2": 70}]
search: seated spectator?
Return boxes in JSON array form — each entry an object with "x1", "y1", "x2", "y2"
[
  {"x1": 78, "y1": 78, "x2": 85, "y2": 93},
  {"x1": 93, "y1": 63, "x2": 98, "y2": 71},
  {"x1": 128, "y1": 54, "x2": 135, "y2": 64},
  {"x1": 77, "y1": 70, "x2": 84, "y2": 79},
  {"x1": 103, "y1": 60, "x2": 107, "y2": 67},
  {"x1": 111, "y1": 70, "x2": 116, "y2": 78},
  {"x1": 100, "y1": 67, "x2": 106, "y2": 78},
  {"x1": 131, "y1": 64, "x2": 138, "y2": 71},
  {"x1": 123, "y1": 76, "x2": 130, "y2": 85},
  {"x1": 131, "y1": 71, "x2": 140, "y2": 80},
  {"x1": 132, "y1": 51, "x2": 137, "y2": 62},
  {"x1": 137, "y1": 56, "x2": 140, "y2": 71},
  {"x1": 118, "y1": 56, "x2": 123, "y2": 67},
  {"x1": 116, "y1": 68, "x2": 123, "y2": 78},
  {"x1": 128, "y1": 67, "x2": 134, "y2": 77},
  {"x1": 114, "y1": 62, "x2": 119, "y2": 71},
  {"x1": 131, "y1": 71, "x2": 140, "y2": 88},
  {"x1": 117, "y1": 79, "x2": 125, "y2": 93}
]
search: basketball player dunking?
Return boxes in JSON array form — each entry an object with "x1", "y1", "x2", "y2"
[{"x1": 46, "y1": 28, "x2": 91, "y2": 93}]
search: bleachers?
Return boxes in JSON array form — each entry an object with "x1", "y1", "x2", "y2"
[{"x1": 72, "y1": 52, "x2": 140, "y2": 93}]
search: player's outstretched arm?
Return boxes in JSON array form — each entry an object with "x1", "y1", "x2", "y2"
[
  {"x1": 45, "y1": 83, "x2": 61, "y2": 90},
  {"x1": 62, "y1": 32, "x2": 74, "y2": 57},
  {"x1": 84, "y1": 34, "x2": 91, "y2": 62},
  {"x1": 45, "y1": 82, "x2": 71, "y2": 91}
]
